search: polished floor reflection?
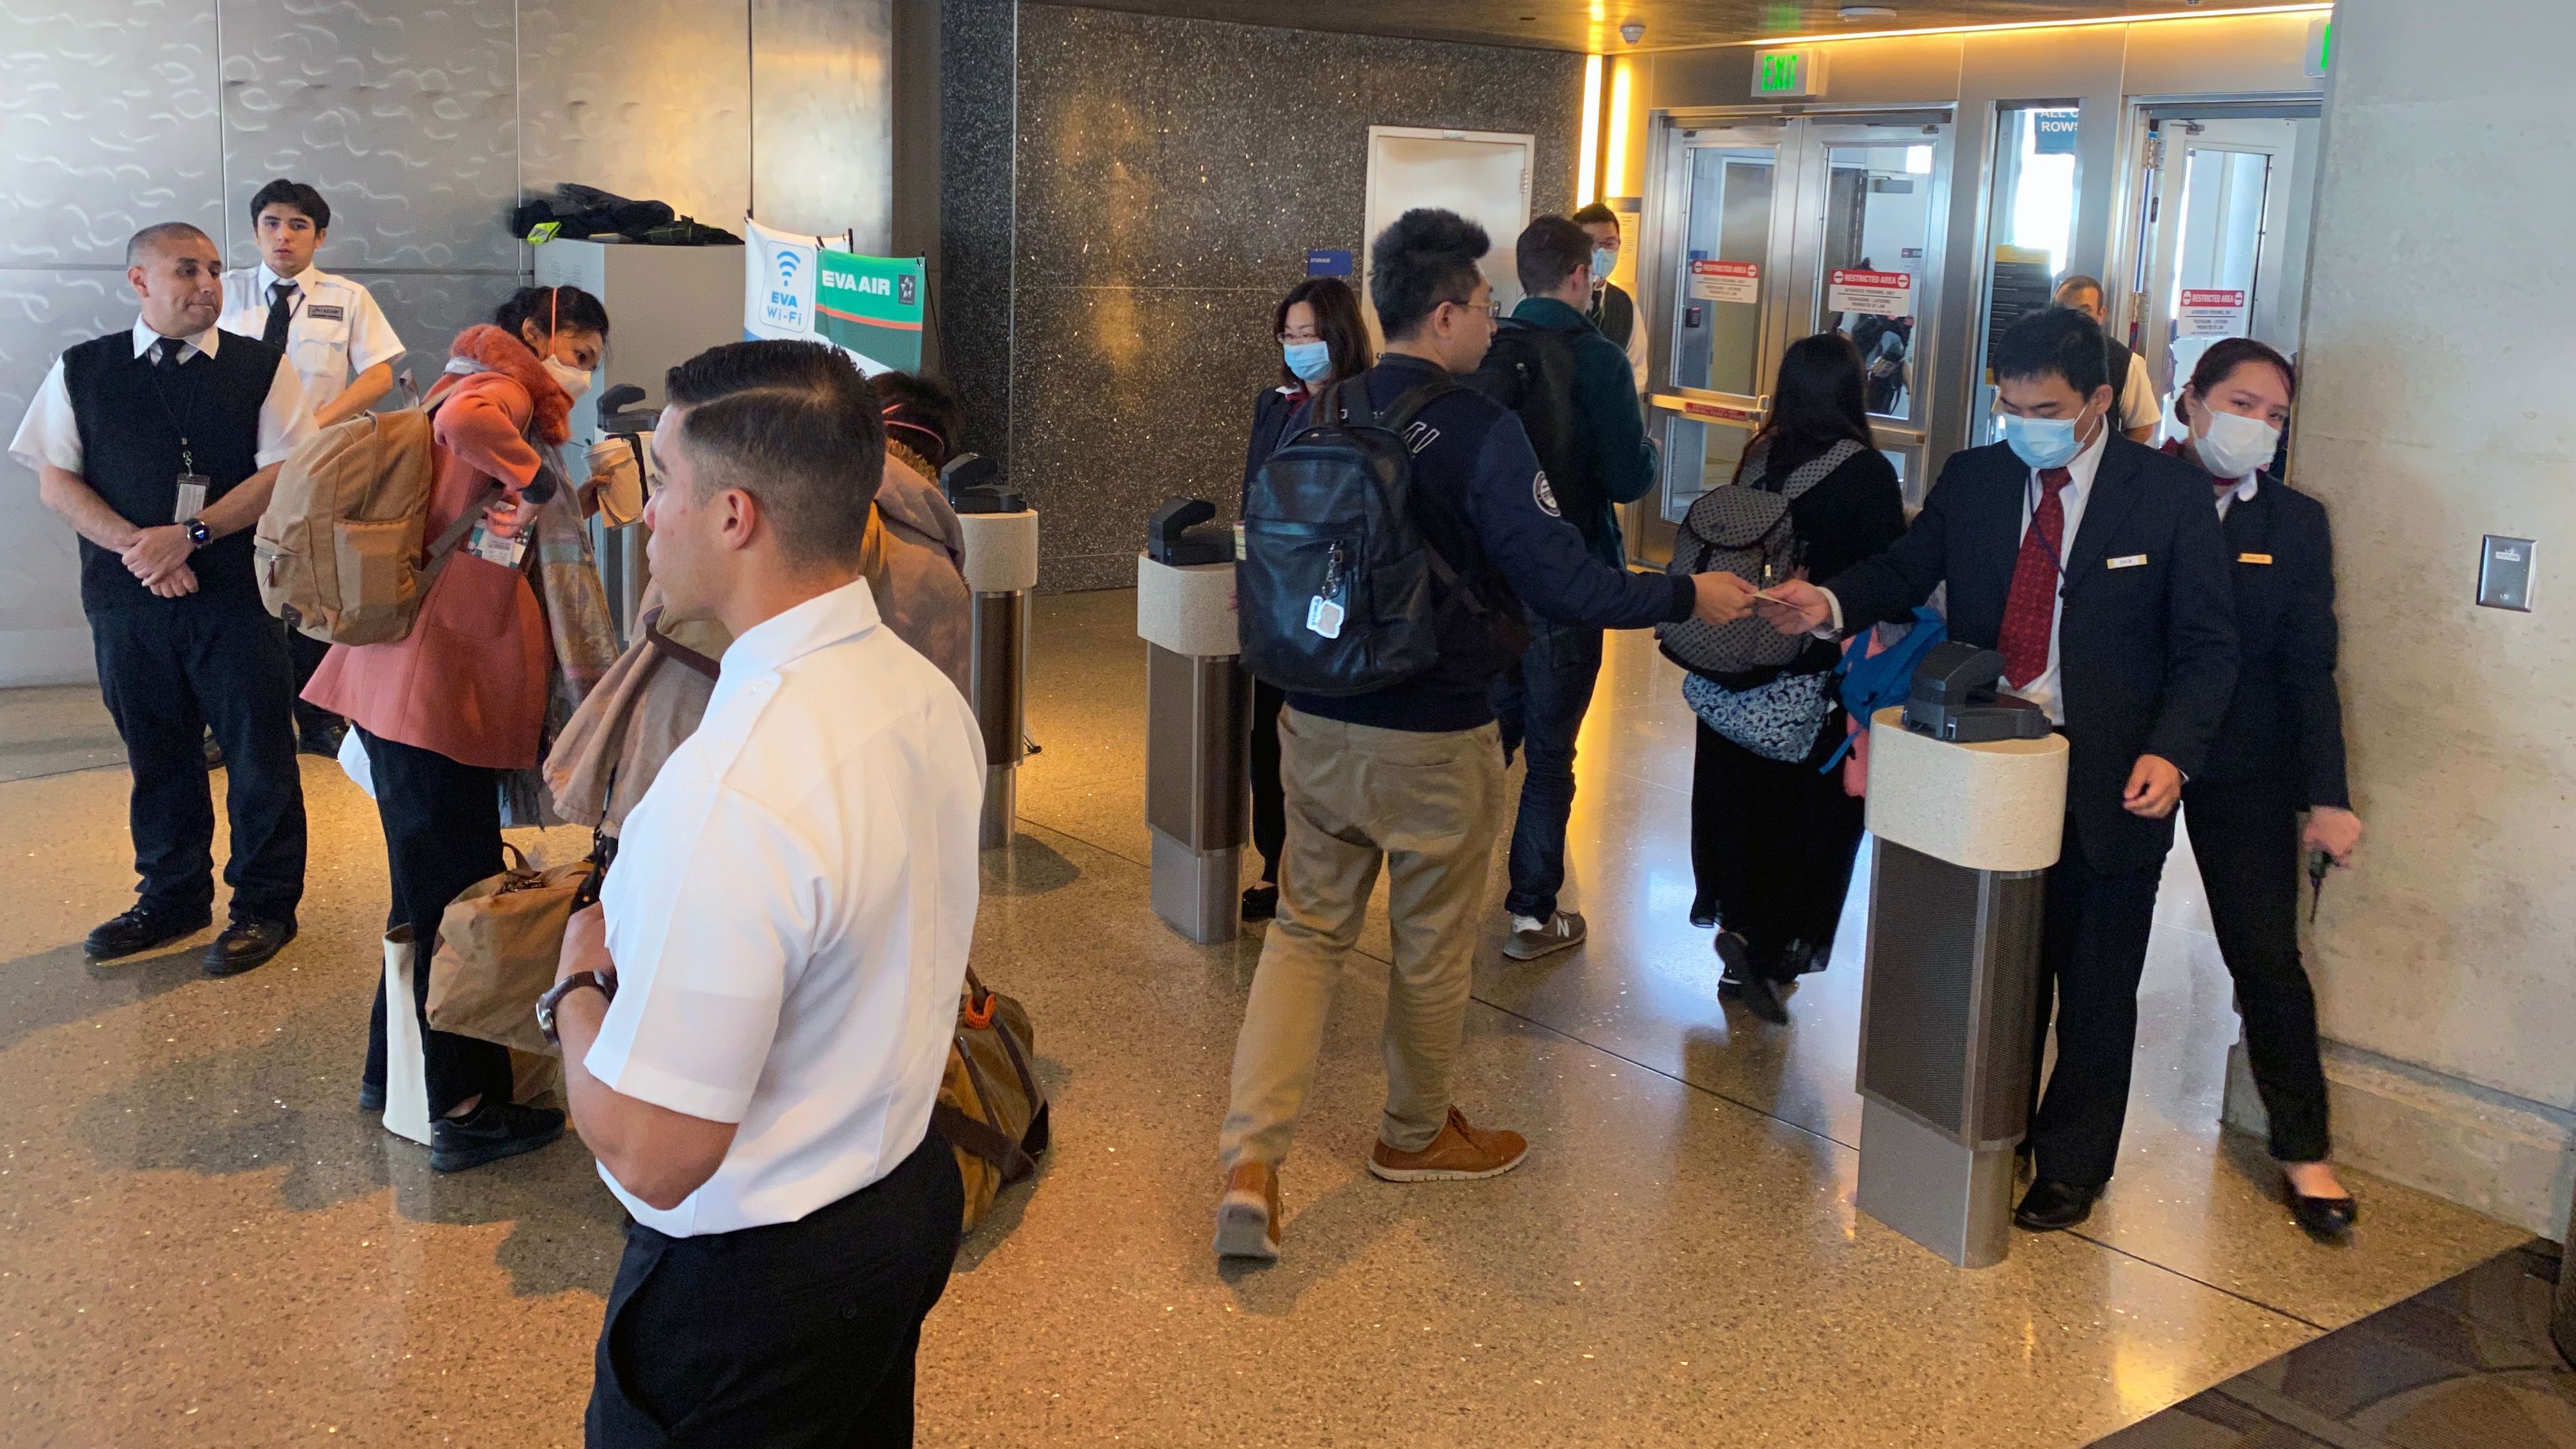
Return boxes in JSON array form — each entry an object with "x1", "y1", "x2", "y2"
[{"x1": 0, "y1": 591, "x2": 2534, "y2": 1446}]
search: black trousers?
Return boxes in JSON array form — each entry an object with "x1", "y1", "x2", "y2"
[
  {"x1": 88, "y1": 601, "x2": 306, "y2": 923},
  {"x1": 1249, "y1": 677, "x2": 1286, "y2": 885},
  {"x1": 1689, "y1": 718, "x2": 1866, "y2": 979},
  {"x1": 2026, "y1": 814, "x2": 2168, "y2": 1190},
  {"x1": 2183, "y1": 778, "x2": 2332, "y2": 1163},
  {"x1": 358, "y1": 728, "x2": 514, "y2": 1118},
  {"x1": 282, "y1": 621, "x2": 341, "y2": 741},
  {"x1": 587, "y1": 1130, "x2": 966, "y2": 1448}
]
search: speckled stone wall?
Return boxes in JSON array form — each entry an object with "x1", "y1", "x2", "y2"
[
  {"x1": 939, "y1": 0, "x2": 1019, "y2": 472},
  {"x1": 943, "y1": 3, "x2": 1583, "y2": 591}
]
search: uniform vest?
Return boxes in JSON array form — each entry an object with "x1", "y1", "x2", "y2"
[
  {"x1": 61, "y1": 332, "x2": 282, "y2": 614},
  {"x1": 1589, "y1": 281, "x2": 1637, "y2": 352}
]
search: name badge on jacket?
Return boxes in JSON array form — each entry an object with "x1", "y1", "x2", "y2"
[
  {"x1": 2106, "y1": 554, "x2": 2148, "y2": 570},
  {"x1": 304, "y1": 303, "x2": 345, "y2": 321},
  {"x1": 2238, "y1": 552, "x2": 2273, "y2": 564}
]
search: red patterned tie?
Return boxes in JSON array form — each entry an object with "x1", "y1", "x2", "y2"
[{"x1": 1998, "y1": 468, "x2": 2072, "y2": 689}]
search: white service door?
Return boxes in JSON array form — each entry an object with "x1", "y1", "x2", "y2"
[{"x1": 1361, "y1": 127, "x2": 1534, "y2": 348}]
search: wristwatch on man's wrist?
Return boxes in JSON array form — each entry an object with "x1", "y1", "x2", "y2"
[
  {"x1": 183, "y1": 518, "x2": 213, "y2": 550},
  {"x1": 536, "y1": 968, "x2": 617, "y2": 1046}
]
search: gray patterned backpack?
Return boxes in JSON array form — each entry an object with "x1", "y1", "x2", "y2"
[{"x1": 1657, "y1": 437, "x2": 1865, "y2": 678}]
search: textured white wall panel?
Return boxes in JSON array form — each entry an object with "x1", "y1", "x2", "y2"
[
  {"x1": 340, "y1": 268, "x2": 522, "y2": 398},
  {"x1": 0, "y1": 0, "x2": 228, "y2": 267},
  {"x1": 521, "y1": 0, "x2": 753, "y2": 232},
  {"x1": 751, "y1": 0, "x2": 893, "y2": 246},
  {"x1": 0, "y1": 271, "x2": 136, "y2": 682}
]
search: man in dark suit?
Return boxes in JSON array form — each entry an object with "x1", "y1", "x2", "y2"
[{"x1": 1758, "y1": 307, "x2": 2238, "y2": 1230}]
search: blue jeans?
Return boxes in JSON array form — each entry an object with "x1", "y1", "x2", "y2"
[{"x1": 1491, "y1": 618, "x2": 1604, "y2": 922}]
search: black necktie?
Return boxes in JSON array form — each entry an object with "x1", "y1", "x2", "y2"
[
  {"x1": 262, "y1": 280, "x2": 295, "y2": 348},
  {"x1": 154, "y1": 337, "x2": 184, "y2": 372}
]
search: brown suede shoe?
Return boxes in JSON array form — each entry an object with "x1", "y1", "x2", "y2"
[
  {"x1": 1212, "y1": 1159, "x2": 1282, "y2": 1261},
  {"x1": 1367, "y1": 1107, "x2": 1529, "y2": 1182}
]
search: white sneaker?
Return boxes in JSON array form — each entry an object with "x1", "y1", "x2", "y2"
[{"x1": 1502, "y1": 911, "x2": 1586, "y2": 961}]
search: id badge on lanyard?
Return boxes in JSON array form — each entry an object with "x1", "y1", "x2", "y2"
[{"x1": 174, "y1": 474, "x2": 209, "y2": 522}]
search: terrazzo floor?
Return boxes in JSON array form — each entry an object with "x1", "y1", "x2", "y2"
[{"x1": 0, "y1": 590, "x2": 2534, "y2": 1447}]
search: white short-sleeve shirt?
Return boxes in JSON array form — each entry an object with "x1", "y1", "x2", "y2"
[
  {"x1": 585, "y1": 578, "x2": 986, "y2": 1237},
  {"x1": 218, "y1": 263, "x2": 404, "y2": 416},
  {"x1": 8, "y1": 321, "x2": 314, "y2": 477}
]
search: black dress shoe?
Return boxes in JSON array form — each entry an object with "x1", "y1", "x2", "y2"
[
  {"x1": 358, "y1": 1080, "x2": 387, "y2": 1114},
  {"x1": 2287, "y1": 1186, "x2": 2358, "y2": 1240},
  {"x1": 84, "y1": 904, "x2": 212, "y2": 961},
  {"x1": 298, "y1": 719, "x2": 348, "y2": 760},
  {"x1": 431, "y1": 1100, "x2": 566, "y2": 1173},
  {"x1": 1241, "y1": 883, "x2": 1278, "y2": 922},
  {"x1": 2014, "y1": 1179, "x2": 2101, "y2": 1231},
  {"x1": 203, "y1": 918, "x2": 296, "y2": 977},
  {"x1": 202, "y1": 730, "x2": 225, "y2": 771}
]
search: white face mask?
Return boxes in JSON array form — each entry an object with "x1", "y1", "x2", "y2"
[
  {"x1": 2194, "y1": 406, "x2": 2280, "y2": 479},
  {"x1": 542, "y1": 355, "x2": 594, "y2": 403}
]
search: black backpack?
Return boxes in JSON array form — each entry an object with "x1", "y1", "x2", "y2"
[
  {"x1": 1470, "y1": 319, "x2": 1603, "y2": 544},
  {"x1": 1241, "y1": 378, "x2": 1502, "y2": 696},
  {"x1": 1657, "y1": 438, "x2": 1864, "y2": 678}
]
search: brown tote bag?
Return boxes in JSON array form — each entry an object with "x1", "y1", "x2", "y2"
[{"x1": 426, "y1": 841, "x2": 604, "y2": 1057}]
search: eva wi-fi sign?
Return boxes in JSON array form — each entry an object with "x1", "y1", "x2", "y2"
[{"x1": 744, "y1": 218, "x2": 925, "y2": 375}]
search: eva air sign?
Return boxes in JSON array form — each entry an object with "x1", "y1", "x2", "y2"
[{"x1": 744, "y1": 218, "x2": 926, "y2": 374}]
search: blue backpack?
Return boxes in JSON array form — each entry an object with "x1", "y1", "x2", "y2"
[{"x1": 1820, "y1": 607, "x2": 1948, "y2": 773}]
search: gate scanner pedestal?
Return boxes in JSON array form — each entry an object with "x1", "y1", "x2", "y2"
[
  {"x1": 1138, "y1": 555, "x2": 1247, "y2": 943},
  {"x1": 958, "y1": 509, "x2": 1039, "y2": 850},
  {"x1": 1855, "y1": 705, "x2": 2068, "y2": 1268}
]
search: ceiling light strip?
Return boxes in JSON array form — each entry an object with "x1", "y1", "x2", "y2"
[{"x1": 1710, "y1": 2, "x2": 2332, "y2": 50}]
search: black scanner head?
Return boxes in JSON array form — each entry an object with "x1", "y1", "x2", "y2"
[
  {"x1": 596, "y1": 383, "x2": 660, "y2": 438},
  {"x1": 1902, "y1": 641, "x2": 2051, "y2": 744},
  {"x1": 939, "y1": 452, "x2": 1026, "y2": 515},
  {"x1": 1146, "y1": 496, "x2": 1231, "y2": 566}
]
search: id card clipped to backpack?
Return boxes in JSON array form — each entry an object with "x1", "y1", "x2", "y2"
[{"x1": 1305, "y1": 543, "x2": 1348, "y2": 639}]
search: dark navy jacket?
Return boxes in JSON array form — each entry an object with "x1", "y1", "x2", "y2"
[{"x1": 1285, "y1": 353, "x2": 1695, "y2": 733}]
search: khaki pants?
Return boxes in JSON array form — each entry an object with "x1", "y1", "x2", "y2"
[{"x1": 1218, "y1": 708, "x2": 1507, "y2": 1169}]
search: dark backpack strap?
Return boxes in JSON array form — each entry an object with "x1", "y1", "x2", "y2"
[
  {"x1": 416, "y1": 478, "x2": 507, "y2": 595},
  {"x1": 642, "y1": 608, "x2": 724, "y2": 681},
  {"x1": 932, "y1": 1101, "x2": 1037, "y2": 1178}
]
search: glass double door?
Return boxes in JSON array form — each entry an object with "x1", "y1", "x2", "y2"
[{"x1": 1633, "y1": 111, "x2": 1953, "y2": 563}]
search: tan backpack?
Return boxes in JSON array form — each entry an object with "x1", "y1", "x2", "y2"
[{"x1": 255, "y1": 403, "x2": 488, "y2": 645}]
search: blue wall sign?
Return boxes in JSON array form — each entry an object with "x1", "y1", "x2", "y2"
[
  {"x1": 2035, "y1": 111, "x2": 2079, "y2": 156},
  {"x1": 1305, "y1": 248, "x2": 1353, "y2": 277}
]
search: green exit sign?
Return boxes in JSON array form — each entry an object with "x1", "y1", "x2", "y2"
[
  {"x1": 2303, "y1": 17, "x2": 2332, "y2": 79},
  {"x1": 1752, "y1": 47, "x2": 1827, "y2": 99}
]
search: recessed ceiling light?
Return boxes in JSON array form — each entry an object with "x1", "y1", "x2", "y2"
[{"x1": 1838, "y1": 4, "x2": 1900, "y2": 17}]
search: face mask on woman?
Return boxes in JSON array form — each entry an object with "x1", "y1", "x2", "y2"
[
  {"x1": 2193, "y1": 405, "x2": 2280, "y2": 479},
  {"x1": 543, "y1": 354, "x2": 594, "y2": 403},
  {"x1": 1281, "y1": 339, "x2": 1333, "y2": 385},
  {"x1": 2003, "y1": 412, "x2": 2085, "y2": 470}
]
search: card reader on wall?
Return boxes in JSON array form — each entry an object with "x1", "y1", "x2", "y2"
[
  {"x1": 1902, "y1": 641, "x2": 2053, "y2": 744},
  {"x1": 1146, "y1": 497, "x2": 1232, "y2": 566}
]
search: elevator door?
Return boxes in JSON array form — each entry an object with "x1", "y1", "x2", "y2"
[{"x1": 1634, "y1": 111, "x2": 1953, "y2": 564}]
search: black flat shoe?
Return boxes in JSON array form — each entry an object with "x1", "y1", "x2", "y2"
[
  {"x1": 431, "y1": 1100, "x2": 566, "y2": 1174},
  {"x1": 1738, "y1": 972, "x2": 1791, "y2": 1025},
  {"x1": 2287, "y1": 1187, "x2": 2358, "y2": 1240},
  {"x1": 358, "y1": 1080, "x2": 386, "y2": 1114},
  {"x1": 1689, "y1": 897, "x2": 1718, "y2": 930},
  {"x1": 298, "y1": 721, "x2": 348, "y2": 760},
  {"x1": 2014, "y1": 1179, "x2": 2101, "y2": 1231},
  {"x1": 84, "y1": 904, "x2": 212, "y2": 961},
  {"x1": 1241, "y1": 883, "x2": 1278, "y2": 922},
  {"x1": 203, "y1": 918, "x2": 296, "y2": 977}
]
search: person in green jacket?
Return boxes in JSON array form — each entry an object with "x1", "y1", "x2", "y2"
[{"x1": 1488, "y1": 214, "x2": 1660, "y2": 961}]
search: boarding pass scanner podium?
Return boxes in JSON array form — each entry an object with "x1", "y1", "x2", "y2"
[
  {"x1": 957, "y1": 506, "x2": 1039, "y2": 850},
  {"x1": 1855, "y1": 698, "x2": 2067, "y2": 1268},
  {"x1": 1138, "y1": 551, "x2": 1248, "y2": 943}
]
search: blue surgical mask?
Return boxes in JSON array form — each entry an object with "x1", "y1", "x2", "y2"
[
  {"x1": 2003, "y1": 412, "x2": 2084, "y2": 470},
  {"x1": 1282, "y1": 339, "x2": 1333, "y2": 385},
  {"x1": 1590, "y1": 246, "x2": 1618, "y2": 283}
]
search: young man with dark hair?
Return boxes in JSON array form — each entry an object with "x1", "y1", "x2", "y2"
[
  {"x1": 10, "y1": 223, "x2": 315, "y2": 975},
  {"x1": 2051, "y1": 274, "x2": 2159, "y2": 444},
  {"x1": 1757, "y1": 307, "x2": 2238, "y2": 1232},
  {"x1": 1213, "y1": 209, "x2": 1753, "y2": 1263},
  {"x1": 218, "y1": 178, "x2": 406, "y2": 757},
  {"x1": 548, "y1": 339, "x2": 982, "y2": 1445},
  {"x1": 1570, "y1": 201, "x2": 1648, "y2": 391},
  {"x1": 1482, "y1": 214, "x2": 1659, "y2": 959}
]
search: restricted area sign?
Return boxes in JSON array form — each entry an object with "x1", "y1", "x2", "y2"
[
  {"x1": 2178, "y1": 288, "x2": 2249, "y2": 338},
  {"x1": 1827, "y1": 268, "x2": 1912, "y2": 317},
  {"x1": 1689, "y1": 258, "x2": 1760, "y2": 304}
]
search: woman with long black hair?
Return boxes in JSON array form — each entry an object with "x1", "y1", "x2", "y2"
[
  {"x1": 1686, "y1": 333, "x2": 1906, "y2": 1023},
  {"x1": 1239, "y1": 277, "x2": 1372, "y2": 921}
]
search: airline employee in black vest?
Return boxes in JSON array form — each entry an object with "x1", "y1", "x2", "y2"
[
  {"x1": 2164, "y1": 336, "x2": 2361, "y2": 1240},
  {"x1": 1571, "y1": 204, "x2": 1649, "y2": 394},
  {"x1": 6, "y1": 223, "x2": 315, "y2": 975},
  {"x1": 1757, "y1": 307, "x2": 2238, "y2": 1231}
]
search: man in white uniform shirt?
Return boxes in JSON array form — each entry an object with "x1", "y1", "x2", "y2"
[
  {"x1": 541, "y1": 340, "x2": 984, "y2": 1446},
  {"x1": 218, "y1": 179, "x2": 406, "y2": 758}
]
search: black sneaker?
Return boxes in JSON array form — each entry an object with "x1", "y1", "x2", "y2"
[
  {"x1": 431, "y1": 1100, "x2": 566, "y2": 1174},
  {"x1": 84, "y1": 904, "x2": 213, "y2": 961},
  {"x1": 203, "y1": 918, "x2": 296, "y2": 977},
  {"x1": 1241, "y1": 883, "x2": 1278, "y2": 922},
  {"x1": 298, "y1": 720, "x2": 348, "y2": 760}
]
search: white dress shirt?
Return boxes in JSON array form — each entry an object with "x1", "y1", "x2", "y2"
[
  {"x1": 586, "y1": 577, "x2": 986, "y2": 1237},
  {"x1": 218, "y1": 263, "x2": 404, "y2": 416},
  {"x1": 2213, "y1": 471, "x2": 2258, "y2": 518},
  {"x1": 9, "y1": 320, "x2": 315, "y2": 476},
  {"x1": 2116, "y1": 352, "x2": 2160, "y2": 435},
  {"x1": 2003, "y1": 420, "x2": 2108, "y2": 727}
]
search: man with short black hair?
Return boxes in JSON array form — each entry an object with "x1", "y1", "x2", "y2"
[
  {"x1": 1758, "y1": 307, "x2": 2237, "y2": 1231},
  {"x1": 547, "y1": 339, "x2": 982, "y2": 1445},
  {"x1": 1213, "y1": 209, "x2": 1753, "y2": 1263},
  {"x1": 1571, "y1": 201, "x2": 1648, "y2": 391},
  {"x1": 219, "y1": 178, "x2": 406, "y2": 758},
  {"x1": 10, "y1": 223, "x2": 314, "y2": 975},
  {"x1": 1481, "y1": 214, "x2": 1659, "y2": 961},
  {"x1": 2052, "y1": 274, "x2": 2159, "y2": 444}
]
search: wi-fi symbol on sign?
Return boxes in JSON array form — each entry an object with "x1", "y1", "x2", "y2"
[{"x1": 777, "y1": 251, "x2": 802, "y2": 284}]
